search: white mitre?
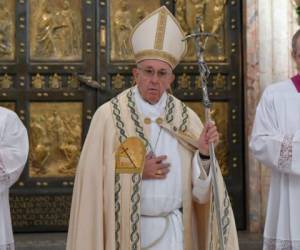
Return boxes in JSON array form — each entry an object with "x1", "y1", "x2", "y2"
[{"x1": 130, "y1": 6, "x2": 187, "y2": 69}]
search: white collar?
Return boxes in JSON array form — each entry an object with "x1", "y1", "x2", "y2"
[{"x1": 133, "y1": 86, "x2": 167, "y2": 118}]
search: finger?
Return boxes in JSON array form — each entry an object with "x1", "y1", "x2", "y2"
[
  {"x1": 157, "y1": 163, "x2": 170, "y2": 169},
  {"x1": 203, "y1": 123, "x2": 210, "y2": 133},
  {"x1": 207, "y1": 131, "x2": 219, "y2": 139},
  {"x1": 207, "y1": 129, "x2": 219, "y2": 137},
  {"x1": 154, "y1": 175, "x2": 167, "y2": 180},
  {"x1": 204, "y1": 121, "x2": 215, "y2": 129},
  {"x1": 202, "y1": 125, "x2": 217, "y2": 139},
  {"x1": 208, "y1": 135, "x2": 219, "y2": 144},
  {"x1": 206, "y1": 129, "x2": 218, "y2": 139},
  {"x1": 144, "y1": 157, "x2": 155, "y2": 165},
  {"x1": 154, "y1": 166, "x2": 170, "y2": 177},
  {"x1": 206, "y1": 124, "x2": 217, "y2": 133},
  {"x1": 157, "y1": 167, "x2": 170, "y2": 174},
  {"x1": 207, "y1": 120, "x2": 216, "y2": 127},
  {"x1": 146, "y1": 152, "x2": 155, "y2": 159},
  {"x1": 154, "y1": 170, "x2": 169, "y2": 179},
  {"x1": 154, "y1": 155, "x2": 168, "y2": 162},
  {"x1": 155, "y1": 174, "x2": 167, "y2": 179}
]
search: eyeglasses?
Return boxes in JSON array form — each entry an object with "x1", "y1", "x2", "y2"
[{"x1": 137, "y1": 67, "x2": 172, "y2": 80}]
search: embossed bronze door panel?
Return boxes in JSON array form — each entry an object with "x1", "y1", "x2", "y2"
[
  {"x1": 0, "y1": 0, "x2": 97, "y2": 231},
  {"x1": 0, "y1": 0, "x2": 245, "y2": 231}
]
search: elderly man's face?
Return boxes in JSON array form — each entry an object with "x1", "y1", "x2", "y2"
[{"x1": 132, "y1": 59, "x2": 175, "y2": 104}]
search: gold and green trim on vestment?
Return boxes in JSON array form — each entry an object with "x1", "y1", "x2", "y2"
[
  {"x1": 114, "y1": 173, "x2": 121, "y2": 250},
  {"x1": 127, "y1": 90, "x2": 150, "y2": 149},
  {"x1": 165, "y1": 95, "x2": 175, "y2": 125},
  {"x1": 111, "y1": 96, "x2": 142, "y2": 250},
  {"x1": 209, "y1": 167, "x2": 232, "y2": 249},
  {"x1": 130, "y1": 173, "x2": 142, "y2": 248},
  {"x1": 222, "y1": 189, "x2": 231, "y2": 245},
  {"x1": 111, "y1": 97, "x2": 125, "y2": 250},
  {"x1": 179, "y1": 102, "x2": 188, "y2": 132},
  {"x1": 111, "y1": 97, "x2": 127, "y2": 143}
]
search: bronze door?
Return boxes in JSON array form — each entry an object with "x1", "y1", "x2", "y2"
[
  {"x1": 0, "y1": 0, "x2": 97, "y2": 231},
  {"x1": 0, "y1": 0, "x2": 245, "y2": 231}
]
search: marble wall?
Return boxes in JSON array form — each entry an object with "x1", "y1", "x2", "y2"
[{"x1": 245, "y1": 0, "x2": 298, "y2": 232}]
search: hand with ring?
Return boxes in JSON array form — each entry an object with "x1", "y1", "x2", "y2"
[
  {"x1": 142, "y1": 152, "x2": 170, "y2": 180},
  {"x1": 197, "y1": 121, "x2": 220, "y2": 156}
]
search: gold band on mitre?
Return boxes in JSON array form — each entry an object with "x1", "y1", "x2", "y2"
[{"x1": 135, "y1": 50, "x2": 178, "y2": 69}]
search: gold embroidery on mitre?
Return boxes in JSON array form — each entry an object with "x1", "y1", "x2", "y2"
[
  {"x1": 154, "y1": 8, "x2": 167, "y2": 50},
  {"x1": 115, "y1": 137, "x2": 146, "y2": 174},
  {"x1": 134, "y1": 50, "x2": 177, "y2": 69}
]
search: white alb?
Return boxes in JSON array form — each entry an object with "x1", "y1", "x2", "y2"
[
  {"x1": 0, "y1": 107, "x2": 28, "y2": 250},
  {"x1": 250, "y1": 80, "x2": 300, "y2": 250},
  {"x1": 134, "y1": 87, "x2": 211, "y2": 250}
]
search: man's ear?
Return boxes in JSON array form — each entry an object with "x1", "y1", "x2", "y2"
[
  {"x1": 132, "y1": 68, "x2": 139, "y2": 78},
  {"x1": 132, "y1": 68, "x2": 139, "y2": 85}
]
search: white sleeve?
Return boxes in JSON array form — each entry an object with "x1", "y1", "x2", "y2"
[
  {"x1": 0, "y1": 110, "x2": 29, "y2": 193},
  {"x1": 250, "y1": 88, "x2": 300, "y2": 175},
  {"x1": 192, "y1": 150, "x2": 212, "y2": 204}
]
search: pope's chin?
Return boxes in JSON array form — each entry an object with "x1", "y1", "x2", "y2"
[
  {"x1": 144, "y1": 90, "x2": 159, "y2": 102},
  {"x1": 145, "y1": 94, "x2": 160, "y2": 104}
]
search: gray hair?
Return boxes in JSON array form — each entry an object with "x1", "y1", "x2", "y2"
[{"x1": 292, "y1": 29, "x2": 300, "y2": 56}]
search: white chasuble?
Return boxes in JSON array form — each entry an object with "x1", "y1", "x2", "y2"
[
  {"x1": 250, "y1": 80, "x2": 300, "y2": 250},
  {"x1": 66, "y1": 86, "x2": 239, "y2": 250},
  {"x1": 133, "y1": 87, "x2": 211, "y2": 250},
  {"x1": 0, "y1": 108, "x2": 28, "y2": 250}
]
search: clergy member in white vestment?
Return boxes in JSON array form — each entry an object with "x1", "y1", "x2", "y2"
[
  {"x1": 250, "y1": 29, "x2": 300, "y2": 250},
  {"x1": 0, "y1": 107, "x2": 28, "y2": 250},
  {"x1": 67, "y1": 6, "x2": 239, "y2": 250}
]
